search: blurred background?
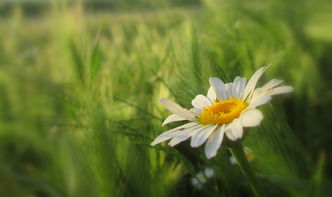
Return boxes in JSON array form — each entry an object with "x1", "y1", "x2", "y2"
[{"x1": 0, "y1": 0, "x2": 331, "y2": 196}]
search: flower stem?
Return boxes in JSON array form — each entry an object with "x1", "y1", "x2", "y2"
[{"x1": 229, "y1": 142, "x2": 264, "y2": 197}]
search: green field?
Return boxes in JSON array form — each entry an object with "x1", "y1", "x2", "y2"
[{"x1": 0, "y1": 0, "x2": 331, "y2": 196}]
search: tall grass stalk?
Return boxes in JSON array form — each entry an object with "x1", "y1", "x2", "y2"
[{"x1": 230, "y1": 142, "x2": 264, "y2": 197}]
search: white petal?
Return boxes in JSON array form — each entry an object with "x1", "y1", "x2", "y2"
[
  {"x1": 269, "y1": 86, "x2": 293, "y2": 96},
  {"x1": 252, "y1": 85, "x2": 293, "y2": 101},
  {"x1": 238, "y1": 77, "x2": 247, "y2": 97},
  {"x1": 192, "y1": 95, "x2": 213, "y2": 108},
  {"x1": 225, "y1": 127, "x2": 236, "y2": 141},
  {"x1": 151, "y1": 122, "x2": 198, "y2": 146},
  {"x1": 160, "y1": 98, "x2": 196, "y2": 120},
  {"x1": 204, "y1": 125, "x2": 225, "y2": 159},
  {"x1": 249, "y1": 95, "x2": 272, "y2": 108},
  {"x1": 231, "y1": 77, "x2": 246, "y2": 99},
  {"x1": 207, "y1": 86, "x2": 217, "y2": 101},
  {"x1": 190, "y1": 108, "x2": 203, "y2": 115},
  {"x1": 209, "y1": 77, "x2": 228, "y2": 100},
  {"x1": 168, "y1": 125, "x2": 202, "y2": 147},
  {"x1": 225, "y1": 83, "x2": 232, "y2": 99},
  {"x1": 191, "y1": 125, "x2": 218, "y2": 147},
  {"x1": 252, "y1": 79, "x2": 283, "y2": 98},
  {"x1": 242, "y1": 66, "x2": 268, "y2": 101},
  {"x1": 168, "y1": 135, "x2": 188, "y2": 147},
  {"x1": 252, "y1": 87, "x2": 264, "y2": 98},
  {"x1": 230, "y1": 119, "x2": 243, "y2": 141},
  {"x1": 241, "y1": 109, "x2": 263, "y2": 127},
  {"x1": 190, "y1": 126, "x2": 210, "y2": 147},
  {"x1": 261, "y1": 79, "x2": 284, "y2": 89},
  {"x1": 231, "y1": 77, "x2": 240, "y2": 98},
  {"x1": 162, "y1": 114, "x2": 186, "y2": 126}
]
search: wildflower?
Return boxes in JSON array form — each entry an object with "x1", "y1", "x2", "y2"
[
  {"x1": 191, "y1": 168, "x2": 215, "y2": 189},
  {"x1": 151, "y1": 66, "x2": 293, "y2": 159}
]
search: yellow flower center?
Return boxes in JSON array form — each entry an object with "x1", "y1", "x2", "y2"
[{"x1": 199, "y1": 98, "x2": 248, "y2": 125}]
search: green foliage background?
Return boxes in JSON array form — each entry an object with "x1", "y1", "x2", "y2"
[{"x1": 0, "y1": 0, "x2": 331, "y2": 196}]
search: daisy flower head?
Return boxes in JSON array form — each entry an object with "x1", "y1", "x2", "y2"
[{"x1": 151, "y1": 66, "x2": 293, "y2": 159}]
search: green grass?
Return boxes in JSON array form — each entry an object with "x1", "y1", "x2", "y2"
[{"x1": 0, "y1": 0, "x2": 331, "y2": 196}]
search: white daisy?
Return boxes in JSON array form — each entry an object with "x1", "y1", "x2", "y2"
[
  {"x1": 151, "y1": 66, "x2": 293, "y2": 159},
  {"x1": 191, "y1": 168, "x2": 215, "y2": 189}
]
